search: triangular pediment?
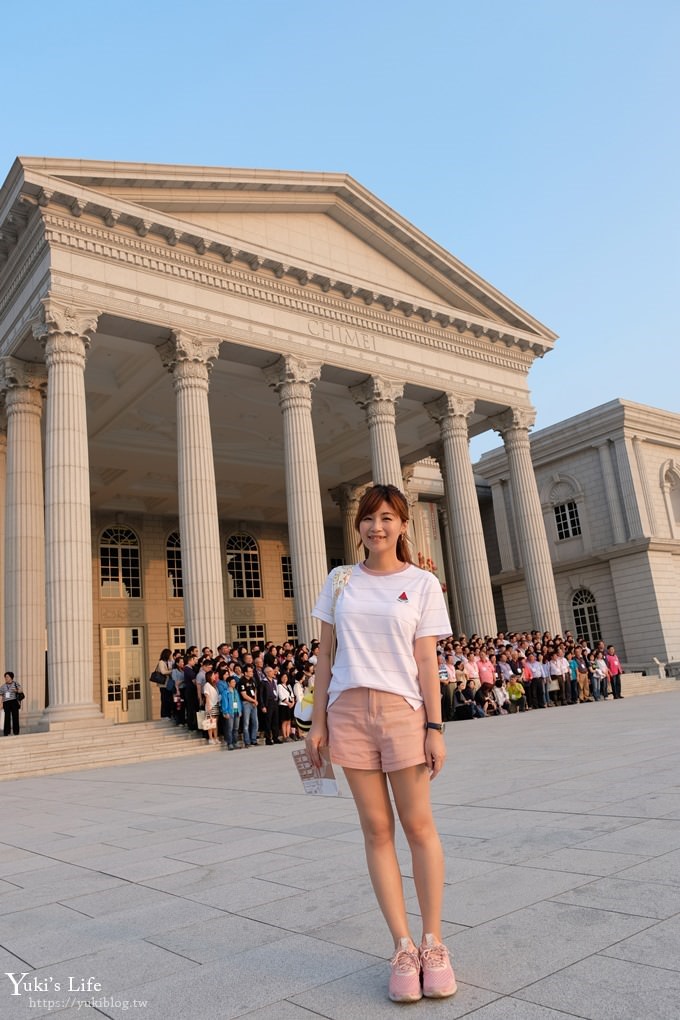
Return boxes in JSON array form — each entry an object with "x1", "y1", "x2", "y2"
[
  {"x1": 172, "y1": 209, "x2": 463, "y2": 309},
  {"x1": 11, "y1": 158, "x2": 557, "y2": 342}
]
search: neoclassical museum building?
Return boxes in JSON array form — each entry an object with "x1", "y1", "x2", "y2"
[{"x1": 0, "y1": 157, "x2": 677, "y2": 730}]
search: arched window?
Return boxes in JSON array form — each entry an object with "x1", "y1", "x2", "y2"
[
  {"x1": 100, "y1": 527, "x2": 141, "y2": 598},
  {"x1": 541, "y1": 476, "x2": 584, "y2": 544},
  {"x1": 668, "y1": 472, "x2": 680, "y2": 525},
  {"x1": 661, "y1": 461, "x2": 680, "y2": 537},
  {"x1": 226, "y1": 534, "x2": 262, "y2": 598},
  {"x1": 166, "y1": 532, "x2": 183, "y2": 598},
  {"x1": 572, "y1": 589, "x2": 602, "y2": 645}
]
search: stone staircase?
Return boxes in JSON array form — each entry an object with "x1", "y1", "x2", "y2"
[
  {"x1": 0, "y1": 719, "x2": 221, "y2": 781},
  {"x1": 618, "y1": 672, "x2": 680, "y2": 697}
]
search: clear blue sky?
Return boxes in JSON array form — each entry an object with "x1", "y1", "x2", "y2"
[{"x1": 2, "y1": 0, "x2": 678, "y2": 455}]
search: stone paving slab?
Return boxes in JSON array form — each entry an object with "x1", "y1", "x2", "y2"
[
  {"x1": 515, "y1": 954, "x2": 680, "y2": 1019},
  {"x1": 1, "y1": 691, "x2": 679, "y2": 1019},
  {"x1": 600, "y1": 912, "x2": 680, "y2": 970}
]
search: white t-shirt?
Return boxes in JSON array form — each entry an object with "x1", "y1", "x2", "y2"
[{"x1": 312, "y1": 563, "x2": 452, "y2": 710}]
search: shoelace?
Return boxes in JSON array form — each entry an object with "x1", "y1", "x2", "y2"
[
  {"x1": 421, "y1": 943, "x2": 449, "y2": 968},
  {"x1": 390, "y1": 947, "x2": 420, "y2": 974}
]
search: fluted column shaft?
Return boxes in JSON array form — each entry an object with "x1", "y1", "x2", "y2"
[
  {"x1": 331, "y1": 483, "x2": 366, "y2": 563},
  {"x1": 265, "y1": 355, "x2": 327, "y2": 644},
  {"x1": 437, "y1": 503, "x2": 462, "y2": 634},
  {"x1": 496, "y1": 408, "x2": 562, "y2": 634},
  {"x1": 35, "y1": 302, "x2": 102, "y2": 720},
  {"x1": 1, "y1": 362, "x2": 46, "y2": 721},
  {"x1": 427, "y1": 394, "x2": 496, "y2": 636},
  {"x1": 490, "y1": 479, "x2": 515, "y2": 570},
  {"x1": 351, "y1": 377, "x2": 404, "y2": 489},
  {"x1": 159, "y1": 332, "x2": 225, "y2": 650}
]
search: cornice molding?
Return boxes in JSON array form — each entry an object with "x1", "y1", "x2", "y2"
[{"x1": 37, "y1": 211, "x2": 536, "y2": 375}]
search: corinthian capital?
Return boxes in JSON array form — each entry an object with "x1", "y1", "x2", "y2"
[
  {"x1": 330, "y1": 482, "x2": 368, "y2": 514},
  {"x1": 157, "y1": 330, "x2": 222, "y2": 391},
  {"x1": 425, "y1": 392, "x2": 475, "y2": 429},
  {"x1": 492, "y1": 406, "x2": 537, "y2": 440},
  {"x1": 263, "y1": 354, "x2": 322, "y2": 393},
  {"x1": 0, "y1": 357, "x2": 47, "y2": 396},
  {"x1": 33, "y1": 298, "x2": 101, "y2": 345},
  {"x1": 350, "y1": 375, "x2": 403, "y2": 411}
]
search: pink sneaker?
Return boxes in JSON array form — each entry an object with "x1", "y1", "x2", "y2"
[
  {"x1": 388, "y1": 938, "x2": 422, "y2": 1002},
  {"x1": 420, "y1": 934, "x2": 457, "y2": 998}
]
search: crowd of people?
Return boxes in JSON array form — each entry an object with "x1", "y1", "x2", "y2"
[
  {"x1": 437, "y1": 630, "x2": 625, "y2": 721},
  {"x1": 152, "y1": 640, "x2": 318, "y2": 747},
  {"x1": 151, "y1": 629, "x2": 626, "y2": 746}
]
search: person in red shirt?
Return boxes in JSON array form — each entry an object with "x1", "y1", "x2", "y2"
[
  {"x1": 476, "y1": 651, "x2": 495, "y2": 688},
  {"x1": 605, "y1": 646, "x2": 624, "y2": 699}
]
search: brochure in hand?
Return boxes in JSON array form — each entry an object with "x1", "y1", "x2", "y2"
[{"x1": 292, "y1": 746, "x2": 341, "y2": 796}]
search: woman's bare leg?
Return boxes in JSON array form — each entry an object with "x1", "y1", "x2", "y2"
[
  {"x1": 389, "y1": 764, "x2": 444, "y2": 941},
  {"x1": 343, "y1": 767, "x2": 414, "y2": 947}
]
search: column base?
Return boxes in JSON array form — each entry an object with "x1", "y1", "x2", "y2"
[
  {"x1": 20, "y1": 711, "x2": 50, "y2": 734},
  {"x1": 43, "y1": 702, "x2": 106, "y2": 727}
]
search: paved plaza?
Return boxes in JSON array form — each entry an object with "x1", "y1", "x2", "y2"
[{"x1": 2, "y1": 692, "x2": 680, "y2": 1020}]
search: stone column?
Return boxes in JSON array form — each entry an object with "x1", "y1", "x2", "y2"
[
  {"x1": 158, "y1": 331, "x2": 225, "y2": 650},
  {"x1": 265, "y1": 355, "x2": 328, "y2": 644},
  {"x1": 330, "y1": 483, "x2": 366, "y2": 563},
  {"x1": 34, "y1": 301, "x2": 102, "y2": 721},
  {"x1": 0, "y1": 409, "x2": 6, "y2": 676},
  {"x1": 401, "y1": 465, "x2": 420, "y2": 552},
  {"x1": 426, "y1": 393, "x2": 496, "y2": 636},
  {"x1": 495, "y1": 407, "x2": 562, "y2": 634},
  {"x1": 351, "y1": 376, "x2": 404, "y2": 489},
  {"x1": 437, "y1": 503, "x2": 462, "y2": 634},
  {"x1": 594, "y1": 441, "x2": 626, "y2": 545},
  {"x1": 0, "y1": 361, "x2": 47, "y2": 724},
  {"x1": 490, "y1": 478, "x2": 515, "y2": 571}
]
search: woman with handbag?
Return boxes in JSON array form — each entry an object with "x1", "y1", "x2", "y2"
[
  {"x1": 277, "y1": 669, "x2": 296, "y2": 741},
  {"x1": 307, "y1": 484, "x2": 457, "y2": 1003},
  {"x1": 202, "y1": 668, "x2": 220, "y2": 745},
  {"x1": 1, "y1": 671, "x2": 23, "y2": 736}
]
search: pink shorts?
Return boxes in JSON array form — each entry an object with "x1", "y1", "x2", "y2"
[{"x1": 327, "y1": 687, "x2": 427, "y2": 773}]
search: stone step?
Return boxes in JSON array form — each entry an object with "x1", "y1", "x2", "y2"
[
  {"x1": 619, "y1": 673, "x2": 680, "y2": 697},
  {"x1": 1, "y1": 743, "x2": 221, "y2": 779},
  {"x1": 0, "y1": 722, "x2": 223, "y2": 779}
]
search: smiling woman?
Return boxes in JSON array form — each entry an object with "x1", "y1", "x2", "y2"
[{"x1": 307, "y1": 484, "x2": 457, "y2": 1003}]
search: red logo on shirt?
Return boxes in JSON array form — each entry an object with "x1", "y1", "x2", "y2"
[{"x1": 398, "y1": 592, "x2": 409, "y2": 602}]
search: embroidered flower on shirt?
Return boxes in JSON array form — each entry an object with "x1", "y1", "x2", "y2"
[{"x1": 398, "y1": 592, "x2": 409, "y2": 602}]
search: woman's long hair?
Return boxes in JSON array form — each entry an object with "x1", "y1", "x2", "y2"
[{"x1": 354, "y1": 484, "x2": 413, "y2": 564}]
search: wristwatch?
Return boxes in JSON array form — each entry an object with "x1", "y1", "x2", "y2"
[{"x1": 426, "y1": 721, "x2": 446, "y2": 733}]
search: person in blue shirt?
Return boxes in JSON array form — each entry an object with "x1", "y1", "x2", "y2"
[{"x1": 219, "y1": 668, "x2": 242, "y2": 749}]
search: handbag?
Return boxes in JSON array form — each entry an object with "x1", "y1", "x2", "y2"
[
  {"x1": 196, "y1": 709, "x2": 208, "y2": 730},
  {"x1": 149, "y1": 670, "x2": 165, "y2": 685},
  {"x1": 15, "y1": 686, "x2": 25, "y2": 703}
]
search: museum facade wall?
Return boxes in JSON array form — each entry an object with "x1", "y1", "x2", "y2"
[{"x1": 476, "y1": 399, "x2": 680, "y2": 670}]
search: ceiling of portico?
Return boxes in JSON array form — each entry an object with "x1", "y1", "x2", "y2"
[{"x1": 84, "y1": 328, "x2": 469, "y2": 525}]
